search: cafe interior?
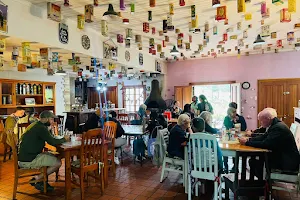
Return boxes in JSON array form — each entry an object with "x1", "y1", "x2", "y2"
[{"x1": 0, "y1": 0, "x2": 300, "y2": 200}]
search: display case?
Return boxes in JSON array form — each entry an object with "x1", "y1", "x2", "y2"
[{"x1": 0, "y1": 79, "x2": 56, "y2": 115}]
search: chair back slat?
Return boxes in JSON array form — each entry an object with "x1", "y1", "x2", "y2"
[
  {"x1": 188, "y1": 133, "x2": 218, "y2": 181},
  {"x1": 117, "y1": 114, "x2": 130, "y2": 125},
  {"x1": 81, "y1": 128, "x2": 104, "y2": 167},
  {"x1": 104, "y1": 121, "x2": 117, "y2": 141},
  {"x1": 17, "y1": 123, "x2": 31, "y2": 146}
]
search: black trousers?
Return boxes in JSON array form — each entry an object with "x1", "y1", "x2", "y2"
[{"x1": 249, "y1": 157, "x2": 264, "y2": 180}]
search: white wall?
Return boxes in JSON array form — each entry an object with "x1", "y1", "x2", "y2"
[
  {"x1": 0, "y1": 67, "x2": 65, "y2": 115},
  {"x1": 2, "y1": 0, "x2": 164, "y2": 73}
]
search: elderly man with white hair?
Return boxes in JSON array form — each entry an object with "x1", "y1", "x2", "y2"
[
  {"x1": 167, "y1": 114, "x2": 193, "y2": 159},
  {"x1": 239, "y1": 108, "x2": 299, "y2": 179}
]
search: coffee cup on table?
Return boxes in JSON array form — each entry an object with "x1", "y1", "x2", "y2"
[{"x1": 235, "y1": 123, "x2": 241, "y2": 133}]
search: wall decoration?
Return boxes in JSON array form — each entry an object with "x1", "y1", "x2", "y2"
[
  {"x1": 40, "y1": 48, "x2": 49, "y2": 60},
  {"x1": 152, "y1": 49, "x2": 156, "y2": 55},
  {"x1": 155, "y1": 61, "x2": 161, "y2": 72},
  {"x1": 243, "y1": 30, "x2": 248, "y2": 38},
  {"x1": 160, "y1": 52, "x2": 165, "y2": 58},
  {"x1": 280, "y1": 8, "x2": 291, "y2": 22},
  {"x1": 271, "y1": 32, "x2": 277, "y2": 39},
  {"x1": 101, "y1": 20, "x2": 108, "y2": 37},
  {"x1": 230, "y1": 35, "x2": 237, "y2": 40},
  {"x1": 272, "y1": 0, "x2": 283, "y2": 5},
  {"x1": 261, "y1": 25, "x2": 270, "y2": 37},
  {"x1": 126, "y1": 28, "x2": 133, "y2": 39},
  {"x1": 237, "y1": 22, "x2": 241, "y2": 31},
  {"x1": 0, "y1": 39, "x2": 5, "y2": 52},
  {"x1": 85, "y1": 5, "x2": 94, "y2": 23},
  {"x1": 287, "y1": 32, "x2": 294, "y2": 41},
  {"x1": 143, "y1": 22, "x2": 149, "y2": 33},
  {"x1": 77, "y1": 15, "x2": 84, "y2": 30},
  {"x1": 288, "y1": 0, "x2": 296, "y2": 13},
  {"x1": 59, "y1": 23, "x2": 68, "y2": 44},
  {"x1": 165, "y1": 36, "x2": 169, "y2": 42},
  {"x1": 167, "y1": 14, "x2": 174, "y2": 30},
  {"x1": 117, "y1": 34, "x2": 123, "y2": 43},
  {"x1": 123, "y1": 52, "x2": 130, "y2": 64},
  {"x1": 148, "y1": 11, "x2": 152, "y2": 21},
  {"x1": 130, "y1": 3, "x2": 135, "y2": 14},
  {"x1": 152, "y1": 27, "x2": 156, "y2": 35},
  {"x1": 125, "y1": 39, "x2": 130, "y2": 48},
  {"x1": 277, "y1": 39, "x2": 282, "y2": 47},
  {"x1": 135, "y1": 35, "x2": 141, "y2": 43},
  {"x1": 189, "y1": 35, "x2": 192, "y2": 43},
  {"x1": 47, "y1": 2, "x2": 61, "y2": 22},
  {"x1": 149, "y1": 38, "x2": 155, "y2": 48},
  {"x1": 223, "y1": 33, "x2": 228, "y2": 41},
  {"x1": 138, "y1": 43, "x2": 143, "y2": 50},
  {"x1": 0, "y1": 4, "x2": 7, "y2": 33},
  {"x1": 185, "y1": 43, "x2": 191, "y2": 50},
  {"x1": 52, "y1": 52, "x2": 59, "y2": 62},
  {"x1": 216, "y1": 6, "x2": 226, "y2": 21},
  {"x1": 212, "y1": 0, "x2": 220, "y2": 7},
  {"x1": 295, "y1": 23, "x2": 300, "y2": 29},
  {"x1": 245, "y1": 13, "x2": 252, "y2": 20},
  {"x1": 150, "y1": 0, "x2": 156, "y2": 7},
  {"x1": 191, "y1": 15, "x2": 198, "y2": 28},
  {"x1": 177, "y1": 39, "x2": 182, "y2": 49},
  {"x1": 191, "y1": 5, "x2": 196, "y2": 18},
  {"x1": 64, "y1": 0, "x2": 70, "y2": 6},
  {"x1": 238, "y1": 39, "x2": 244, "y2": 47},
  {"x1": 169, "y1": 3, "x2": 174, "y2": 15},
  {"x1": 103, "y1": 43, "x2": 118, "y2": 61},
  {"x1": 139, "y1": 53, "x2": 143, "y2": 65},
  {"x1": 94, "y1": 0, "x2": 99, "y2": 6},
  {"x1": 120, "y1": 0, "x2": 125, "y2": 10},
  {"x1": 82, "y1": 35, "x2": 90, "y2": 50},
  {"x1": 159, "y1": 31, "x2": 163, "y2": 36},
  {"x1": 237, "y1": 0, "x2": 245, "y2": 13},
  {"x1": 157, "y1": 44, "x2": 162, "y2": 52},
  {"x1": 162, "y1": 40, "x2": 166, "y2": 47},
  {"x1": 204, "y1": 22, "x2": 209, "y2": 32}
]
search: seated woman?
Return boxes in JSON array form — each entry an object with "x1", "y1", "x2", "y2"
[
  {"x1": 84, "y1": 108, "x2": 103, "y2": 131},
  {"x1": 170, "y1": 101, "x2": 182, "y2": 119},
  {"x1": 167, "y1": 114, "x2": 192, "y2": 159},
  {"x1": 224, "y1": 107, "x2": 247, "y2": 131},
  {"x1": 146, "y1": 112, "x2": 167, "y2": 138},
  {"x1": 191, "y1": 117, "x2": 224, "y2": 172},
  {"x1": 131, "y1": 104, "x2": 148, "y2": 125},
  {"x1": 183, "y1": 104, "x2": 195, "y2": 119},
  {"x1": 199, "y1": 111, "x2": 219, "y2": 134}
]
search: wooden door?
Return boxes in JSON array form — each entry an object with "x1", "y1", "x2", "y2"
[
  {"x1": 258, "y1": 80, "x2": 285, "y2": 122},
  {"x1": 174, "y1": 86, "x2": 192, "y2": 109},
  {"x1": 285, "y1": 80, "x2": 300, "y2": 126},
  {"x1": 258, "y1": 79, "x2": 300, "y2": 127},
  {"x1": 88, "y1": 86, "x2": 118, "y2": 109}
]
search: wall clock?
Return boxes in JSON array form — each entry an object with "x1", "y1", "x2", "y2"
[
  {"x1": 242, "y1": 82, "x2": 250, "y2": 89},
  {"x1": 125, "y1": 50, "x2": 130, "y2": 62},
  {"x1": 82, "y1": 35, "x2": 90, "y2": 50}
]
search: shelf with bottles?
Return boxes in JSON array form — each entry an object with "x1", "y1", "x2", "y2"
[{"x1": 15, "y1": 83, "x2": 43, "y2": 96}]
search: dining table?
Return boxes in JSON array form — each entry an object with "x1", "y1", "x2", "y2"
[{"x1": 56, "y1": 138, "x2": 110, "y2": 200}]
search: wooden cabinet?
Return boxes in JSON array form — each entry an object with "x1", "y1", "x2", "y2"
[
  {"x1": 0, "y1": 79, "x2": 56, "y2": 114},
  {"x1": 258, "y1": 79, "x2": 300, "y2": 127},
  {"x1": 87, "y1": 86, "x2": 118, "y2": 109},
  {"x1": 174, "y1": 86, "x2": 192, "y2": 109}
]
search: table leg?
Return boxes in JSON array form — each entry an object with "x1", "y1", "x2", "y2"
[
  {"x1": 65, "y1": 151, "x2": 71, "y2": 200},
  {"x1": 103, "y1": 144, "x2": 109, "y2": 187}
]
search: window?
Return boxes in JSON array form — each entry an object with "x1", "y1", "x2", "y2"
[{"x1": 123, "y1": 86, "x2": 146, "y2": 113}]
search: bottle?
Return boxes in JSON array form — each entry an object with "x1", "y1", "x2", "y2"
[
  {"x1": 27, "y1": 84, "x2": 30, "y2": 94},
  {"x1": 22, "y1": 83, "x2": 26, "y2": 95},
  {"x1": 16, "y1": 83, "x2": 19, "y2": 94},
  {"x1": 33, "y1": 84, "x2": 37, "y2": 94},
  {"x1": 38, "y1": 84, "x2": 42, "y2": 94},
  {"x1": 19, "y1": 83, "x2": 23, "y2": 94}
]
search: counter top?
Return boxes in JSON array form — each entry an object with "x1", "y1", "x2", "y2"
[{"x1": 65, "y1": 108, "x2": 126, "y2": 114}]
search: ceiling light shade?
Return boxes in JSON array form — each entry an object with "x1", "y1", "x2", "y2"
[
  {"x1": 212, "y1": 0, "x2": 220, "y2": 8},
  {"x1": 170, "y1": 46, "x2": 180, "y2": 56},
  {"x1": 103, "y1": 4, "x2": 119, "y2": 20},
  {"x1": 253, "y1": 34, "x2": 265, "y2": 45},
  {"x1": 123, "y1": 18, "x2": 129, "y2": 24}
]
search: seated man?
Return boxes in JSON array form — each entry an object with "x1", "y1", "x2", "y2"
[
  {"x1": 192, "y1": 117, "x2": 224, "y2": 172},
  {"x1": 18, "y1": 111, "x2": 69, "y2": 192},
  {"x1": 105, "y1": 111, "x2": 126, "y2": 165},
  {"x1": 239, "y1": 108, "x2": 300, "y2": 179},
  {"x1": 167, "y1": 114, "x2": 192, "y2": 159},
  {"x1": 224, "y1": 107, "x2": 247, "y2": 131},
  {"x1": 84, "y1": 108, "x2": 103, "y2": 131}
]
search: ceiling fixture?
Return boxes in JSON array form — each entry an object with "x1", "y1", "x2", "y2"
[
  {"x1": 253, "y1": 34, "x2": 265, "y2": 45},
  {"x1": 103, "y1": 4, "x2": 119, "y2": 20},
  {"x1": 123, "y1": 18, "x2": 129, "y2": 24},
  {"x1": 170, "y1": 46, "x2": 180, "y2": 56}
]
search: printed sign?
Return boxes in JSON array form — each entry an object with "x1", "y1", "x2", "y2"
[
  {"x1": 0, "y1": 4, "x2": 8, "y2": 33},
  {"x1": 139, "y1": 53, "x2": 143, "y2": 66},
  {"x1": 59, "y1": 23, "x2": 69, "y2": 44}
]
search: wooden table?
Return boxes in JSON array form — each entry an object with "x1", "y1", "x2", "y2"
[
  {"x1": 122, "y1": 125, "x2": 144, "y2": 136},
  {"x1": 168, "y1": 118, "x2": 178, "y2": 123},
  {"x1": 57, "y1": 140, "x2": 110, "y2": 200}
]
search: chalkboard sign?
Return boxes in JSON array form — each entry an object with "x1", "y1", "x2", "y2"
[{"x1": 59, "y1": 23, "x2": 68, "y2": 44}]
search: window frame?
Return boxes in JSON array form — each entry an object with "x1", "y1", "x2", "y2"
[{"x1": 122, "y1": 85, "x2": 146, "y2": 113}]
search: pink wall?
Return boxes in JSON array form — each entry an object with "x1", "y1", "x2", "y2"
[{"x1": 166, "y1": 51, "x2": 300, "y2": 129}]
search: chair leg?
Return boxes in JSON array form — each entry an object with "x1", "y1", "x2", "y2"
[
  {"x1": 3, "y1": 145, "x2": 7, "y2": 162},
  {"x1": 13, "y1": 173, "x2": 18, "y2": 199},
  {"x1": 160, "y1": 158, "x2": 166, "y2": 183},
  {"x1": 214, "y1": 181, "x2": 218, "y2": 200},
  {"x1": 100, "y1": 168, "x2": 104, "y2": 195},
  {"x1": 55, "y1": 169, "x2": 59, "y2": 182},
  {"x1": 225, "y1": 182, "x2": 230, "y2": 200},
  {"x1": 80, "y1": 173, "x2": 85, "y2": 200},
  {"x1": 112, "y1": 149, "x2": 116, "y2": 177},
  {"x1": 8, "y1": 147, "x2": 12, "y2": 160},
  {"x1": 43, "y1": 167, "x2": 47, "y2": 194},
  {"x1": 188, "y1": 174, "x2": 192, "y2": 200}
]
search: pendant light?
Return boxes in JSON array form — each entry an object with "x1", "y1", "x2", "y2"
[
  {"x1": 170, "y1": 46, "x2": 180, "y2": 56},
  {"x1": 103, "y1": 4, "x2": 119, "y2": 20},
  {"x1": 253, "y1": 34, "x2": 265, "y2": 45}
]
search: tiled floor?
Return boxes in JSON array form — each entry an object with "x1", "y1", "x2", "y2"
[{"x1": 0, "y1": 154, "x2": 298, "y2": 200}]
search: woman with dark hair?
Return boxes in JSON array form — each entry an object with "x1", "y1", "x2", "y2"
[
  {"x1": 191, "y1": 96, "x2": 199, "y2": 114},
  {"x1": 197, "y1": 94, "x2": 214, "y2": 115},
  {"x1": 170, "y1": 100, "x2": 182, "y2": 118},
  {"x1": 183, "y1": 104, "x2": 194, "y2": 119}
]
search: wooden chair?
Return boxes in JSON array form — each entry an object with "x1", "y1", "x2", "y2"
[
  {"x1": 12, "y1": 134, "x2": 48, "y2": 199},
  {"x1": 71, "y1": 128, "x2": 104, "y2": 200},
  {"x1": 103, "y1": 122, "x2": 117, "y2": 179},
  {"x1": 117, "y1": 113, "x2": 130, "y2": 125},
  {"x1": 4, "y1": 123, "x2": 30, "y2": 162}
]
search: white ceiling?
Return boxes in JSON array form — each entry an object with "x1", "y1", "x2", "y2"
[{"x1": 24, "y1": 0, "x2": 300, "y2": 61}]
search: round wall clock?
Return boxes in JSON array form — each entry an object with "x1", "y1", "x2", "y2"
[
  {"x1": 242, "y1": 82, "x2": 251, "y2": 89},
  {"x1": 125, "y1": 50, "x2": 130, "y2": 62},
  {"x1": 82, "y1": 35, "x2": 90, "y2": 50}
]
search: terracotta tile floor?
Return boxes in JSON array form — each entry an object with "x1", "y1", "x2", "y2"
[{"x1": 0, "y1": 155, "x2": 298, "y2": 200}]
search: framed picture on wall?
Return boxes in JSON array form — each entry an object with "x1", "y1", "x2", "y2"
[
  {"x1": 0, "y1": 4, "x2": 8, "y2": 33},
  {"x1": 155, "y1": 61, "x2": 161, "y2": 73}
]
